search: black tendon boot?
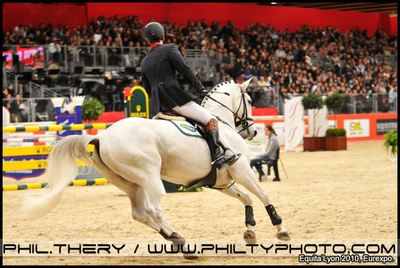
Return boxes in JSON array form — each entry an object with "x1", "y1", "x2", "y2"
[{"x1": 206, "y1": 118, "x2": 240, "y2": 169}]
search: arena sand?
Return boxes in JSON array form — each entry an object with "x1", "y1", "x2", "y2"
[{"x1": 3, "y1": 141, "x2": 397, "y2": 265}]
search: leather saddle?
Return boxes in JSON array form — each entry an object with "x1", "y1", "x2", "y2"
[{"x1": 153, "y1": 111, "x2": 186, "y2": 122}]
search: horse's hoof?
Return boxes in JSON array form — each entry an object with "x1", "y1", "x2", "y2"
[
  {"x1": 171, "y1": 242, "x2": 185, "y2": 252},
  {"x1": 277, "y1": 230, "x2": 290, "y2": 241},
  {"x1": 243, "y1": 230, "x2": 257, "y2": 243},
  {"x1": 183, "y1": 253, "x2": 199, "y2": 260}
]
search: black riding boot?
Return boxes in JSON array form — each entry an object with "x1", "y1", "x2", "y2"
[{"x1": 206, "y1": 118, "x2": 240, "y2": 169}]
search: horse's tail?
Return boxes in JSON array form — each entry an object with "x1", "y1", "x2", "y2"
[{"x1": 20, "y1": 135, "x2": 95, "y2": 219}]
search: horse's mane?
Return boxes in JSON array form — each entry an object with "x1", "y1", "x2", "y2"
[{"x1": 201, "y1": 80, "x2": 236, "y2": 106}]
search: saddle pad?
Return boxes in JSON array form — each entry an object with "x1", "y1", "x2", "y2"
[
  {"x1": 166, "y1": 119, "x2": 217, "y2": 188},
  {"x1": 168, "y1": 120, "x2": 203, "y2": 138}
]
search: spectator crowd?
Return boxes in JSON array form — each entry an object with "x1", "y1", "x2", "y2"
[
  {"x1": 3, "y1": 83, "x2": 29, "y2": 122},
  {"x1": 3, "y1": 15, "x2": 398, "y2": 114}
]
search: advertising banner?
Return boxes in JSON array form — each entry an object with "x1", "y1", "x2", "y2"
[
  {"x1": 308, "y1": 107, "x2": 328, "y2": 137},
  {"x1": 376, "y1": 119, "x2": 397, "y2": 135},
  {"x1": 125, "y1": 86, "x2": 149, "y2": 119},
  {"x1": 284, "y1": 97, "x2": 304, "y2": 151},
  {"x1": 344, "y1": 119, "x2": 370, "y2": 137},
  {"x1": 2, "y1": 46, "x2": 45, "y2": 68}
]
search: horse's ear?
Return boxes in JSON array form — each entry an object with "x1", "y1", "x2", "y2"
[{"x1": 239, "y1": 77, "x2": 253, "y2": 91}]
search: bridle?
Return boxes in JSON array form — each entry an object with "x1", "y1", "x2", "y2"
[
  {"x1": 202, "y1": 88, "x2": 254, "y2": 134},
  {"x1": 234, "y1": 91, "x2": 255, "y2": 134}
]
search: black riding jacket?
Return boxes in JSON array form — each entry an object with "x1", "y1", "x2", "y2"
[{"x1": 141, "y1": 43, "x2": 204, "y2": 117}]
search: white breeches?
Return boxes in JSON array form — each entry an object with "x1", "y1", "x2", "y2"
[{"x1": 172, "y1": 101, "x2": 214, "y2": 125}]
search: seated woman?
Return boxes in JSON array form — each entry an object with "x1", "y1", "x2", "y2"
[{"x1": 250, "y1": 125, "x2": 280, "y2": 182}]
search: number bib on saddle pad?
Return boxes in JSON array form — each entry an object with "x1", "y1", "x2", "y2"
[{"x1": 168, "y1": 120, "x2": 203, "y2": 139}]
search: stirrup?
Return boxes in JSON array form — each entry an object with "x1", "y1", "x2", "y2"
[
  {"x1": 211, "y1": 151, "x2": 241, "y2": 169},
  {"x1": 211, "y1": 155, "x2": 229, "y2": 169},
  {"x1": 224, "y1": 148, "x2": 241, "y2": 165},
  {"x1": 225, "y1": 152, "x2": 241, "y2": 166}
]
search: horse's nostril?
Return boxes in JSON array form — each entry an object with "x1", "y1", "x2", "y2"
[{"x1": 254, "y1": 130, "x2": 258, "y2": 137}]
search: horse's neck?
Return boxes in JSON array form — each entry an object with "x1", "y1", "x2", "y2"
[
  {"x1": 203, "y1": 92, "x2": 236, "y2": 128},
  {"x1": 208, "y1": 104, "x2": 235, "y2": 127}
]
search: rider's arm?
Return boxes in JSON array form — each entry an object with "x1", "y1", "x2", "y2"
[
  {"x1": 167, "y1": 45, "x2": 205, "y2": 91},
  {"x1": 141, "y1": 73, "x2": 151, "y2": 97}
]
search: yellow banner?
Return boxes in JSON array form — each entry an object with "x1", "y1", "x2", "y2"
[
  {"x1": 3, "y1": 145, "x2": 95, "y2": 157},
  {"x1": 3, "y1": 159, "x2": 89, "y2": 171}
]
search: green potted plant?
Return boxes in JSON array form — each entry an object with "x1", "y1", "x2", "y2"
[
  {"x1": 301, "y1": 93, "x2": 324, "y2": 151},
  {"x1": 324, "y1": 93, "x2": 347, "y2": 150},
  {"x1": 384, "y1": 130, "x2": 397, "y2": 162},
  {"x1": 82, "y1": 97, "x2": 105, "y2": 135},
  {"x1": 324, "y1": 93, "x2": 345, "y2": 128},
  {"x1": 325, "y1": 128, "x2": 347, "y2": 151}
]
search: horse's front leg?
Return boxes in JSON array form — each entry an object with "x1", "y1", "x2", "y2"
[
  {"x1": 227, "y1": 159, "x2": 290, "y2": 241},
  {"x1": 219, "y1": 183, "x2": 257, "y2": 243}
]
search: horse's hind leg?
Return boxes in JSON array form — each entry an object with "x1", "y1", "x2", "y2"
[
  {"x1": 123, "y1": 174, "x2": 197, "y2": 259},
  {"x1": 100, "y1": 159, "x2": 194, "y2": 258},
  {"x1": 93, "y1": 139, "x2": 193, "y2": 255},
  {"x1": 91, "y1": 157, "x2": 162, "y2": 231},
  {"x1": 97, "y1": 140, "x2": 196, "y2": 259},
  {"x1": 136, "y1": 186, "x2": 177, "y2": 238},
  {"x1": 219, "y1": 183, "x2": 257, "y2": 243},
  {"x1": 228, "y1": 159, "x2": 290, "y2": 241},
  {"x1": 142, "y1": 186, "x2": 197, "y2": 259},
  {"x1": 101, "y1": 170, "x2": 176, "y2": 238}
]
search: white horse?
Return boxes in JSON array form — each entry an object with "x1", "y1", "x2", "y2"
[{"x1": 22, "y1": 78, "x2": 290, "y2": 258}]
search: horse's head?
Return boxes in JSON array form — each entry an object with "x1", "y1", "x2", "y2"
[{"x1": 201, "y1": 78, "x2": 257, "y2": 140}]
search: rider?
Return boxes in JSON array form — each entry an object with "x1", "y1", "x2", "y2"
[{"x1": 140, "y1": 21, "x2": 240, "y2": 169}]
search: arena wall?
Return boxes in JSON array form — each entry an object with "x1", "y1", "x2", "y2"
[
  {"x1": 3, "y1": 3, "x2": 397, "y2": 36},
  {"x1": 2, "y1": 3, "x2": 87, "y2": 31},
  {"x1": 254, "y1": 112, "x2": 397, "y2": 142},
  {"x1": 389, "y1": 15, "x2": 398, "y2": 36}
]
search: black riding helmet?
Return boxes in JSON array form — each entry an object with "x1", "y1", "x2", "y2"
[{"x1": 144, "y1": 22, "x2": 164, "y2": 43}]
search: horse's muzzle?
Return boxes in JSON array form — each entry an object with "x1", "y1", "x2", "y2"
[{"x1": 246, "y1": 129, "x2": 257, "y2": 140}]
